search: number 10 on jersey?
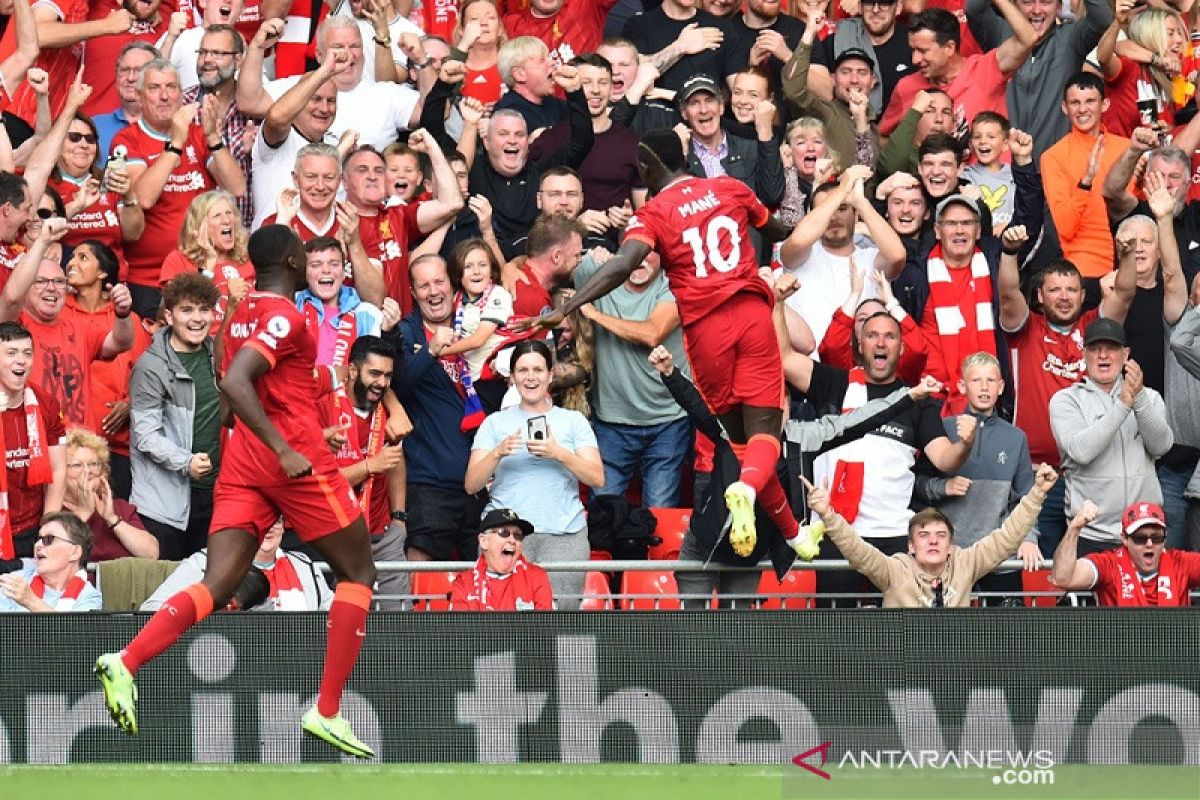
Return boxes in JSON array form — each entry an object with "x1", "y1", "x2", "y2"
[{"x1": 682, "y1": 215, "x2": 743, "y2": 278}]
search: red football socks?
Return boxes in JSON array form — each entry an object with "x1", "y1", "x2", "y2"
[
  {"x1": 740, "y1": 434, "x2": 801, "y2": 540},
  {"x1": 316, "y1": 582, "x2": 373, "y2": 718},
  {"x1": 120, "y1": 583, "x2": 214, "y2": 674}
]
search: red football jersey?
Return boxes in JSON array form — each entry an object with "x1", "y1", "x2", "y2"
[
  {"x1": 0, "y1": 0, "x2": 88, "y2": 124},
  {"x1": 623, "y1": 175, "x2": 772, "y2": 327},
  {"x1": 3, "y1": 384, "x2": 66, "y2": 534},
  {"x1": 52, "y1": 177, "x2": 129, "y2": 281},
  {"x1": 80, "y1": 5, "x2": 172, "y2": 116},
  {"x1": 358, "y1": 203, "x2": 422, "y2": 313},
  {"x1": 110, "y1": 121, "x2": 214, "y2": 286},
  {"x1": 219, "y1": 292, "x2": 341, "y2": 485},
  {"x1": 1086, "y1": 548, "x2": 1200, "y2": 607},
  {"x1": 503, "y1": 0, "x2": 616, "y2": 67},
  {"x1": 319, "y1": 397, "x2": 391, "y2": 534}
]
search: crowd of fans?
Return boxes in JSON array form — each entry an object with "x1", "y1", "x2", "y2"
[{"x1": 4, "y1": 0, "x2": 1200, "y2": 611}]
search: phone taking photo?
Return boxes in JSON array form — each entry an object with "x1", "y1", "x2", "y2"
[{"x1": 526, "y1": 415, "x2": 548, "y2": 442}]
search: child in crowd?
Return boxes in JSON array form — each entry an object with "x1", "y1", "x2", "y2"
[
  {"x1": 383, "y1": 142, "x2": 427, "y2": 206},
  {"x1": 961, "y1": 112, "x2": 1016, "y2": 236}
]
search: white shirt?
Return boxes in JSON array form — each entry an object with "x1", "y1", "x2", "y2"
[
  {"x1": 157, "y1": 27, "x2": 206, "y2": 91},
  {"x1": 328, "y1": 2, "x2": 425, "y2": 84},
  {"x1": 264, "y1": 75, "x2": 419, "y2": 150},
  {"x1": 250, "y1": 125, "x2": 337, "y2": 229},
  {"x1": 779, "y1": 240, "x2": 879, "y2": 353}
]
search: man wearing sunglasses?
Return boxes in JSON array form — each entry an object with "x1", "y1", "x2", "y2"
[
  {"x1": 1052, "y1": 500, "x2": 1200, "y2": 606},
  {"x1": 449, "y1": 509, "x2": 553, "y2": 611},
  {"x1": 0, "y1": 512, "x2": 100, "y2": 612}
]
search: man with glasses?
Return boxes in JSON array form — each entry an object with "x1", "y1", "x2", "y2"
[
  {"x1": 450, "y1": 509, "x2": 553, "y2": 611},
  {"x1": 181, "y1": 24, "x2": 255, "y2": 227},
  {"x1": 93, "y1": 42, "x2": 160, "y2": 163},
  {"x1": 1052, "y1": 501, "x2": 1200, "y2": 606},
  {"x1": 0, "y1": 513, "x2": 99, "y2": 611},
  {"x1": 0, "y1": 322, "x2": 67, "y2": 559}
]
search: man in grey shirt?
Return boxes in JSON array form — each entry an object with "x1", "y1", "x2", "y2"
[
  {"x1": 575, "y1": 250, "x2": 691, "y2": 507},
  {"x1": 967, "y1": 0, "x2": 1112, "y2": 161}
]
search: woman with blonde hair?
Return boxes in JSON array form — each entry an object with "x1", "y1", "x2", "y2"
[
  {"x1": 455, "y1": 0, "x2": 507, "y2": 106},
  {"x1": 60, "y1": 427, "x2": 158, "y2": 562},
  {"x1": 158, "y1": 190, "x2": 255, "y2": 327},
  {"x1": 779, "y1": 117, "x2": 840, "y2": 227},
  {"x1": 1098, "y1": 1, "x2": 1193, "y2": 136}
]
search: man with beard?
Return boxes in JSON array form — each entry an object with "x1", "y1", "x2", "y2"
[
  {"x1": 778, "y1": 167, "x2": 907, "y2": 350},
  {"x1": 181, "y1": 24, "x2": 255, "y2": 227},
  {"x1": 385, "y1": 254, "x2": 484, "y2": 563},
  {"x1": 785, "y1": 310, "x2": 977, "y2": 605},
  {"x1": 729, "y1": 0, "x2": 804, "y2": 94},
  {"x1": 319, "y1": 335, "x2": 408, "y2": 609},
  {"x1": 81, "y1": 0, "x2": 172, "y2": 116},
  {"x1": 877, "y1": 174, "x2": 928, "y2": 256},
  {"x1": 111, "y1": 59, "x2": 246, "y2": 316},
  {"x1": 340, "y1": 132, "x2": 462, "y2": 311},
  {"x1": 967, "y1": 0, "x2": 1112, "y2": 161},
  {"x1": 1053, "y1": 500, "x2": 1200, "y2": 606},
  {"x1": 998, "y1": 224, "x2": 1135, "y2": 554},
  {"x1": 158, "y1": 0, "x2": 244, "y2": 90},
  {"x1": 818, "y1": 0, "x2": 913, "y2": 115}
]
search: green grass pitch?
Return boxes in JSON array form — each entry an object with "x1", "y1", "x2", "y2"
[{"x1": 3, "y1": 763, "x2": 1196, "y2": 800}]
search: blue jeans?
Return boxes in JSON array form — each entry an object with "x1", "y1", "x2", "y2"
[
  {"x1": 1157, "y1": 461, "x2": 1192, "y2": 550},
  {"x1": 593, "y1": 417, "x2": 692, "y2": 508},
  {"x1": 1037, "y1": 478, "x2": 1067, "y2": 560}
]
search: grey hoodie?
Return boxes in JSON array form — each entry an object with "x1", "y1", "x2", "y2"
[
  {"x1": 129, "y1": 328, "x2": 214, "y2": 530},
  {"x1": 1049, "y1": 376, "x2": 1174, "y2": 543}
]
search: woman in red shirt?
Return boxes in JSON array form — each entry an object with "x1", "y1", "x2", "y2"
[
  {"x1": 159, "y1": 189, "x2": 255, "y2": 329},
  {"x1": 49, "y1": 113, "x2": 144, "y2": 282},
  {"x1": 1098, "y1": 5, "x2": 1192, "y2": 137},
  {"x1": 457, "y1": 0, "x2": 507, "y2": 107}
]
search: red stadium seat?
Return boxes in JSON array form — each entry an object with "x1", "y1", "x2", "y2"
[
  {"x1": 411, "y1": 571, "x2": 457, "y2": 611},
  {"x1": 620, "y1": 570, "x2": 682, "y2": 610},
  {"x1": 648, "y1": 507, "x2": 690, "y2": 560},
  {"x1": 590, "y1": 549, "x2": 613, "y2": 561},
  {"x1": 757, "y1": 569, "x2": 816, "y2": 609},
  {"x1": 1022, "y1": 569, "x2": 1062, "y2": 607},
  {"x1": 580, "y1": 571, "x2": 615, "y2": 610}
]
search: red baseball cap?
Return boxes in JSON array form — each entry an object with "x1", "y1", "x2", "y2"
[{"x1": 1122, "y1": 501, "x2": 1167, "y2": 535}]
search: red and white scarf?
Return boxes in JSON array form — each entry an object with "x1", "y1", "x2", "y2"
[
  {"x1": 263, "y1": 556, "x2": 308, "y2": 610},
  {"x1": 925, "y1": 244, "x2": 997, "y2": 365},
  {"x1": 465, "y1": 555, "x2": 540, "y2": 611},
  {"x1": 0, "y1": 388, "x2": 54, "y2": 559},
  {"x1": 337, "y1": 398, "x2": 387, "y2": 517},
  {"x1": 830, "y1": 367, "x2": 868, "y2": 522},
  {"x1": 31, "y1": 569, "x2": 88, "y2": 611}
]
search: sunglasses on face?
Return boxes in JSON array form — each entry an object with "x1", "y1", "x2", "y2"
[
  {"x1": 35, "y1": 208, "x2": 54, "y2": 220},
  {"x1": 66, "y1": 131, "x2": 98, "y2": 145},
  {"x1": 1127, "y1": 532, "x2": 1167, "y2": 545},
  {"x1": 488, "y1": 527, "x2": 526, "y2": 541},
  {"x1": 37, "y1": 534, "x2": 75, "y2": 548}
]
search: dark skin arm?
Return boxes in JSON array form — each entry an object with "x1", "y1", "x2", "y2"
[
  {"x1": 518, "y1": 239, "x2": 652, "y2": 329},
  {"x1": 220, "y1": 347, "x2": 312, "y2": 477},
  {"x1": 757, "y1": 216, "x2": 793, "y2": 243}
]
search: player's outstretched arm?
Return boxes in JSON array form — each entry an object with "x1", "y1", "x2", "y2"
[
  {"x1": 516, "y1": 239, "x2": 651, "y2": 330},
  {"x1": 220, "y1": 347, "x2": 312, "y2": 478}
]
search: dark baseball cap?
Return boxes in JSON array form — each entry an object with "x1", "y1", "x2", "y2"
[
  {"x1": 678, "y1": 74, "x2": 721, "y2": 106},
  {"x1": 1083, "y1": 317, "x2": 1127, "y2": 347},
  {"x1": 833, "y1": 47, "x2": 875, "y2": 71},
  {"x1": 478, "y1": 508, "x2": 534, "y2": 537}
]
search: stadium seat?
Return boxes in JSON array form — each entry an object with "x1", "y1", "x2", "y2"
[
  {"x1": 756, "y1": 569, "x2": 816, "y2": 609},
  {"x1": 96, "y1": 558, "x2": 182, "y2": 612},
  {"x1": 411, "y1": 571, "x2": 457, "y2": 611},
  {"x1": 648, "y1": 507, "x2": 690, "y2": 560},
  {"x1": 620, "y1": 570, "x2": 682, "y2": 610},
  {"x1": 1022, "y1": 569, "x2": 1063, "y2": 607},
  {"x1": 590, "y1": 549, "x2": 613, "y2": 561},
  {"x1": 580, "y1": 571, "x2": 615, "y2": 610}
]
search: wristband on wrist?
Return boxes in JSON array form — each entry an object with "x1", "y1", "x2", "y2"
[
  {"x1": 390, "y1": 510, "x2": 407, "y2": 522},
  {"x1": 374, "y1": 35, "x2": 392, "y2": 47},
  {"x1": 207, "y1": 139, "x2": 225, "y2": 152},
  {"x1": 164, "y1": 142, "x2": 183, "y2": 156}
]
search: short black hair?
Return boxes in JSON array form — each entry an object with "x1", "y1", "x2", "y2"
[
  {"x1": 349, "y1": 334, "x2": 397, "y2": 367},
  {"x1": 570, "y1": 52, "x2": 612, "y2": 74},
  {"x1": 248, "y1": 225, "x2": 303, "y2": 277},
  {"x1": 1062, "y1": 70, "x2": 1106, "y2": 101},
  {"x1": 908, "y1": 8, "x2": 960, "y2": 48},
  {"x1": 509, "y1": 338, "x2": 553, "y2": 370},
  {"x1": 919, "y1": 132, "x2": 964, "y2": 163},
  {"x1": 0, "y1": 172, "x2": 28, "y2": 209},
  {"x1": 305, "y1": 235, "x2": 345, "y2": 259},
  {"x1": 76, "y1": 239, "x2": 120, "y2": 288},
  {"x1": 807, "y1": 180, "x2": 842, "y2": 213},
  {"x1": 0, "y1": 321, "x2": 32, "y2": 343},
  {"x1": 638, "y1": 128, "x2": 687, "y2": 174}
]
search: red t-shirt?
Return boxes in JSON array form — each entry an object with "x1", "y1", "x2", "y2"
[
  {"x1": 0, "y1": 0, "x2": 88, "y2": 124},
  {"x1": 319, "y1": 397, "x2": 391, "y2": 534},
  {"x1": 0, "y1": 241, "x2": 25, "y2": 294},
  {"x1": 449, "y1": 560, "x2": 555, "y2": 610},
  {"x1": 358, "y1": 203, "x2": 422, "y2": 313},
  {"x1": 623, "y1": 175, "x2": 772, "y2": 327},
  {"x1": 260, "y1": 210, "x2": 341, "y2": 245},
  {"x1": 52, "y1": 176, "x2": 129, "y2": 281},
  {"x1": 219, "y1": 291, "x2": 341, "y2": 485},
  {"x1": 1103, "y1": 55, "x2": 1177, "y2": 139},
  {"x1": 1086, "y1": 548, "x2": 1200, "y2": 607},
  {"x1": 462, "y1": 64, "x2": 504, "y2": 106},
  {"x1": 80, "y1": 4, "x2": 173, "y2": 116},
  {"x1": 1007, "y1": 308, "x2": 1097, "y2": 468},
  {"x1": 3, "y1": 385, "x2": 66, "y2": 534},
  {"x1": 63, "y1": 297, "x2": 151, "y2": 456},
  {"x1": 19, "y1": 310, "x2": 109, "y2": 429},
  {"x1": 914, "y1": 0, "x2": 982, "y2": 58},
  {"x1": 110, "y1": 121, "x2": 214, "y2": 287},
  {"x1": 503, "y1": 0, "x2": 616, "y2": 66},
  {"x1": 879, "y1": 50, "x2": 1006, "y2": 137},
  {"x1": 158, "y1": 251, "x2": 255, "y2": 330},
  {"x1": 510, "y1": 262, "x2": 552, "y2": 319}
]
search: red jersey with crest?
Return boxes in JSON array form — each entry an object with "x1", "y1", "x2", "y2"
[
  {"x1": 623, "y1": 175, "x2": 773, "y2": 327},
  {"x1": 1086, "y1": 548, "x2": 1200, "y2": 607},
  {"x1": 219, "y1": 291, "x2": 341, "y2": 485},
  {"x1": 318, "y1": 399, "x2": 391, "y2": 534},
  {"x1": 358, "y1": 203, "x2": 422, "y2": 314}
]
